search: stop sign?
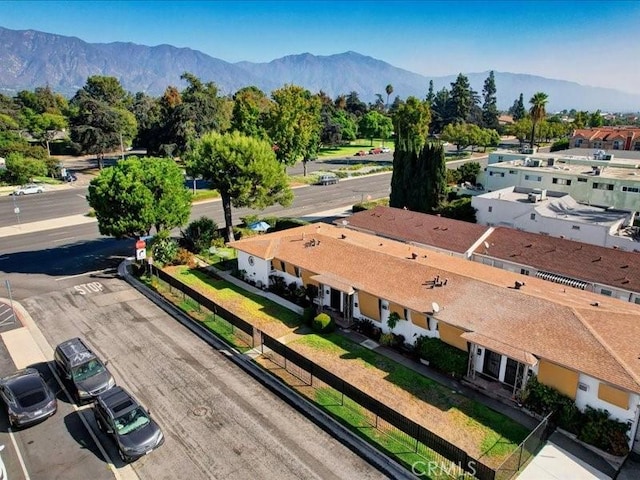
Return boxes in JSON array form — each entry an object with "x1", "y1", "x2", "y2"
[{"x1": 136, "y1": 240, "x2": 146, "y2": 249}]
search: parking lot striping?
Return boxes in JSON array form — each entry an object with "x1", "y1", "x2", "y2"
[
  {"x1": 46, "y1": 361, "x2": 126, "y2": 480},
  {"x1": 55, "y1": 270, "x2": 112, "y2": 282},
  {"x1": 7, "y1": 427, "x2": 31, "y2": 480}
]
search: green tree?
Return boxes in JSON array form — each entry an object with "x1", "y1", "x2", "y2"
[
  {"x1": 426, "y1": 80, "x2": 435, "y2": 104},
  {"x1": 181, "y1": 217, "x2": 219, "y2": 253},
  {"x1": 572, "y1": 111, "x2": 589, "y2": 129},
  {"x1": 430, "y1": 88, "x2": 449, "y2": 134},
  {"x1": 390, "y1": 140, "x2": 446, "y2": 213},
  {"x1": 589, "y1": 110, "x2": 604, "y2": 127},
  {"x1": 385, "y1": 84, "x2": 394, "y2": 111},
  {"x1": 392, "y1": 96, "x2": 431, "y2": 152},
  {"x1": 529, "y1": 92, "x2": 549, "y2": 147},
  {"x1": 333, "y1": 110, "x2": 358, "y2": 141},
  {"x1": 231, "y1": 86, "x2": 271, "y2": 138},
  {"x1": 77, "y1": 76, "x2": 130, "y2": 108},
  {"x1": 5, "y1": 152, "x2": 47, "y2": 184},
  {"x1": 345, "y1": 91, "x2": 368, "y2": 117},
  {"x1": 19, "y1": 109, "x2": 67, "y2": 156},
  {"x1": 457, "y1": 162, "x2": 481, "y2": 184},
  {"x1": 87, "y1": 157, "x2": 192, "y2": 238},
  {"x1": 441, "y1": 122, "x2": 478, "y2": 153},
  {"x1": 506, "y1": 118, "x2": 533, "y2": 145},
  {"x1": 359, "y1": 111, "x2": 381, "y2": 146},
  {"x1": 447, "y1": 74, "x2": 475, "y2": 125},
  {"x1": 267, "y1": 85, "x2": 322, "y2": 173},
  {"x1": 509, "y1": 93, "x2": 526, "y2": 121},
  {"x1": 481, "y1": 71, "x2": 499, "y2": 130},
  {"x1": 186, "y1": 131, "x2": 293, "y2": 242}
]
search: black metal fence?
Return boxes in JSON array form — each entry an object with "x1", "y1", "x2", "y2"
[
  {"x1": 144, "y1": 265, "x2": 553, "y2": 480},
  {"x1": 494, "y1": 411, "x2": 555, "y2": 480}
]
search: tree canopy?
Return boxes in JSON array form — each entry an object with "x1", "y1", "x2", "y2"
[
  {"x1": 185, "y1": 131, "x2": 293, "y2": 241},
  {"x1": 392, "y1": 96, "x2": 431, "y2": 152},
  {"x1": 87, "y1": 157, "x2": 192, "y2": 238}
]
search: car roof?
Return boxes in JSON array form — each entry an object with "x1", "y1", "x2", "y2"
[
  {"x1": 57, "y1": 337, "x2": 97, "y2": 367},
  {"x1": 99, "y1": 386, "x2": 139, "y2": 416},
  {"x1": 3, "y1": 369, "x2": 43, "y2": 393}
]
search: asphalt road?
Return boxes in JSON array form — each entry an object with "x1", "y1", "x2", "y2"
[
  {"x1": 14, "y1": 274, "x2": 386, "y2": 480},
  {"x1": 0, "y1": 166, "x2": 397, "y2": 480}
]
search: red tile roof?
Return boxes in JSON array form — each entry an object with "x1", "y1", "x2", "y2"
[
  {"x1": 480, "y1": 228, "x2": 640, "y2": 294},
  {"x1": 339, "y1": 206, "x2": 490, "y2": 254},
  {"x1": 230, "y1": 224, "x2": 640, "y2": 393}
]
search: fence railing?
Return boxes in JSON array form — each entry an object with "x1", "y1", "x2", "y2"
[
  {"x1": 145, "y1": 266, "x2": 554, "y2": 480},
  {"x1": 494, "y1": 411, "x2": 555, "y2": 480}
]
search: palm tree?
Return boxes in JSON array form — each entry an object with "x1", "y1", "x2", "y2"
[
  {"x1": 385, "y1": 84, "x2": 394, "y2": 112},
  {"x1": 529, "y1": 92, "x2": 548, "y2": 148}
]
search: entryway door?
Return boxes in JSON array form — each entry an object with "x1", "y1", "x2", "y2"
[
  {"x1": 504, "y1": 358, "x2": 519, "y2": 386},
  {"x1": 330, "y1": 288, "x2": 341, "y2": 311},
  {"x1": 483, "y1": 349, "x2": 502, "y2": 380}
]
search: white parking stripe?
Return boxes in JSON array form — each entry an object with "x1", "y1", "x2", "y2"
[
  {"x1": 8, "y1": 427, "x2": 31, "y2": 480},
  {"x1": 55, "y1": 269, "x2": 111, "y2": 282}
]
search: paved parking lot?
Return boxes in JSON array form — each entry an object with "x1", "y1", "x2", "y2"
[{"x1": 11, "y1": 273, "x2": 386, "y2": 480}]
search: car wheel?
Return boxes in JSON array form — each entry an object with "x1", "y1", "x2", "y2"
[
  {"x1": 118, "y1": 449, "x2": 129, "y2": 463},
  {"x1": 37, "y1": 189, "x2": 43, "y2": 194},
  {"x1": 17, "y1": 192, "x2": 23, "y2": 196}
]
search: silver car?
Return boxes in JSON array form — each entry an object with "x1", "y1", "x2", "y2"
[
  {"x1": 13, "y1": 183, "x2": 44, "y2": 195},
  {"x1": 0, "y1": 368, "x2": 57, "y2": 428}
]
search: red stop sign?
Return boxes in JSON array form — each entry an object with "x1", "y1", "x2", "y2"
[{"x1": 135, "y1": 240, "x2": 146, "y2": 249}]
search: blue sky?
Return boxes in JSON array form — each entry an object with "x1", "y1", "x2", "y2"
[{"x1": 2, "y1": 1, "x2": 639, "y2": 93}]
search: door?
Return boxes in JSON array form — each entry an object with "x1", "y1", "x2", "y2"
[
  {"x1": 330, "y1": 288, "x2": 341, "y2": 311},
  {"x1": 504, "y1": 358, "x2": 519, "y2": 386},
  {"x1": 483, "y1": 349, "x2": 502, "y2": 380}
]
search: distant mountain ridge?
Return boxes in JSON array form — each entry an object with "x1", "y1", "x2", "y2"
[{"x1": 1, "y1": 26, "x2": 639, "y2": 112}]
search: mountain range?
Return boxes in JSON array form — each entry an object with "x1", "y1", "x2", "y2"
[{"x1": 1, "y1": 26, "x2": 639, "y2": 112}]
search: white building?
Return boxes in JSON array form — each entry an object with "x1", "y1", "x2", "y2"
[
  {"x1": 482, "y1": 149, "x2": 640, "y2": 211},
  {"x1": 472, "y1": 186, "x2": 639, "y2": 251}
]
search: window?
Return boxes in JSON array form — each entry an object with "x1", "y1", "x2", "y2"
[
  {"x1": 600, "y1": 289, "x2": 612, "y2": 297},
  {"x1": 488, "y1": 206, "x2": 493, "y2": 212},
  {"x1": 575, "y1": 139, "x2": 583, "y2": 147},
  {"x1": 525, "y1": 175, "x2": 541, "y2": 181},
  {"x1": 592, "y1": 141, "x2": 602, "y2": 148},
  {"x1": 613, "y1": 140, "x2": 623, "y2": 150},
  {"x1": 520, "y1": 268, "x2": 530, "y2": 276},
  {"x1": 635, "y1": 297, "x2": 640, "y2": 305},
  {"x1": 622, "y1": 186, "x2": 640, "y2": 193},
  {"x1": 572, "y1": 225, "x2": 580, "y2": 230},
  {"x1": 634, "y1": 142, "x2": 640, "y2": 151},
  {"x1": 552, "y1": 178, "x2": 572, "y2": 185},
  {"x1": 593, "y1": 183, "x2": 614, "y2": 190},
  {"x1": 530, "y1": 213, "x2": 536, "y2": 220},
  {"x1": 489, "y1": 171, "x2": 504, "y2": 177},
  {"x1": 294, "y1": 266, "x2": 301, "y2": 278},
  {"x1": 498, "y1": 156, "x2": 504, "y2": 161},
  {"x1": 577, "y1": 177, "x2": 588, "y2": 183},
  {"x1": 509, "y1": 170, "x2": 516, "y2": 174}
]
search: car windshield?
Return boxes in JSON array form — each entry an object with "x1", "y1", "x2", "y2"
[
  {"x1": 72, "y1": 359, "x2": 105, "y2": 382},
  {"x1": 114, "y1": 407, "x2": 150, "y2": 435}
]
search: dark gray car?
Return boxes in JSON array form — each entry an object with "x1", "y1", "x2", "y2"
[
  {"x1": 54, "y1": 337, "x2": 115, "y2": 402},
  {"x1": 0, "y1": 368, "x2": 57, "y2": 428},
  {"x1": 94, "y1": 386, "x2": 164, "y2": 462}
]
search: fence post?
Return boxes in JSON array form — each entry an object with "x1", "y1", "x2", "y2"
[{"x1": 517, "y1": 445, "x2": 523, "y2": 471}]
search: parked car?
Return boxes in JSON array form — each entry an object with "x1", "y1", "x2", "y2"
[
  {"x1": 318, "y1": 174, "x2": 339, "y2": 185},
  {"x1": 54, "y1": 337, "x2": 115, "y2": 403},
  {"x1": 13, "y1": 183, "x2": 44, "y2": 195},
  {"x1": 64, "y1": 173, "x2": 77, "y2": 182},
  {"x1": 354, "y1": 150, "x2": 368, "y2": 156},
  {"x1": 0, "y1": 368, "x2": 57, "y2": 428},
  {"x1": 94, "y1": 387, "x2": 164, "y2": 462},
  {"x1": 381, "y1": 147, "x2": 391, "y2": 153},
  {"x1": 369, "y1": 148, "x2": 382, "y2": 155}
]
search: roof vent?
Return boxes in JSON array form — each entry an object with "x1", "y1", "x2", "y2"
[
  {"x1": 514, "y1": 281, "x2": 525, "y2": 289},
  {"x1": 591, "y1": 301, "x2": 599, "y2": 307},
  {"x1": 340, "y1": 234, "x2": 346, "y2": 239}
]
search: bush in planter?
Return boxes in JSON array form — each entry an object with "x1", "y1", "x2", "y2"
[
  {"x1": 312, "y1": 313, "x2": 334, "y2": 334},
  {"x1": 379, "y1": 333, "x2": 395, "y2": 347},
  {"x1": 578, "y1": 406, "x2": 630, "y2": 456},
  {"x1": 354, "y1": 318, "x2": 376, "y2": 337},
  {"x1": 414, "y1": 335, "x2": 467, "y2": 378}
]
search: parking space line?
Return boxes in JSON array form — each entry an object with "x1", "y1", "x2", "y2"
[
  {"x1": 55, "y1": 269, "x2": 112, "y2": 282},
  {"x1": 8, "y1": 427, "x2": 31, "y2": 480},
  {"x1": 46, "y1": 362, "x2": 125, "y2": 480}
]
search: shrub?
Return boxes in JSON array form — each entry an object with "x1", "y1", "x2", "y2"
[
  {"x1": 414, "y1": 336, "x2": 467, "y2": 378},
  {"x1": 150, "y1": 234, "x2": 179, "y2": 265},
  {"x1": 171, "y1": 248, "x2": 197, "y2": 268},
  {"x1": 550, "y1": 138, "x2": 570, "y2": 152},
  {"x1": 312, "y1": 313, "x2": 334, "y2": 333},
  {"x1": 523, "y1": 376, "x2": 631, "y2": 456},
  {"x1": 272, "y1": 218, "x2": 309, "y2": 232},
  {"x1": 181, "y1": 217, "x2": 219, "y2": 253},
  {"x1": 379, "y1": 333, "x2": 395, "y2": 347}
]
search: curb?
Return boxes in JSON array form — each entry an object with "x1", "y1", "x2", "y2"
[{"x1": 118, "y1": 260, "x2": 418, "y2": 480}]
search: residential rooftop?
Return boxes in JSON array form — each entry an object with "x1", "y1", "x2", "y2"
[{"x1": 230, "y1": 223, "x2": 640, "y2": 394}]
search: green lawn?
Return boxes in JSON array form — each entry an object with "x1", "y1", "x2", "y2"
[
  {"x1": 293, "y1": 333, "x2": 529, "y2": 461},
  {"x1": 317, "y1": 139, "x2": 394, "y2": 159}
]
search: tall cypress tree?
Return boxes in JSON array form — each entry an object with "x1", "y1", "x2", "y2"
[
  {"x1": 510, "y1": 93, "x2": 526, "y2": 121},
  {"x1": 481, "y1": 71, "x2": 500, "y2": 130}
]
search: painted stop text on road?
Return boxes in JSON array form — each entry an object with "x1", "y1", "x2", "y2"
[{"x1": 74, "y1": 282, "x2": 104, "y2": 295}]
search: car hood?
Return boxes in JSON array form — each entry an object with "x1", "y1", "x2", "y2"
[
  {"x1": 118, "y1": 421, "x2": 163, "y2": 451},
  {"x1": 75, "y1": 370, "x2": 113, "y2": 393}
]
